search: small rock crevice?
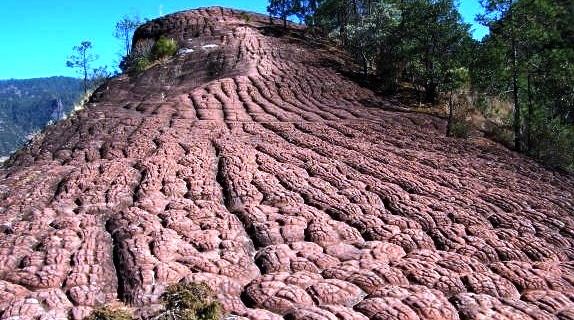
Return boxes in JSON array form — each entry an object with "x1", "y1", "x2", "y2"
[{"x1": 104, "y1": 218, "x2": 127, "y2": 302}]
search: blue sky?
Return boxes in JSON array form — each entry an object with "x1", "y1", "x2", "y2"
[{"x1": 0, "y1": 0, "x2": 487, "y2": 80}]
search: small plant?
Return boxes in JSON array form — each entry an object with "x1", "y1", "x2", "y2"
[
  {"x1": 120, "y1": 39, "x2": 155, "y2": 74},
  {"x1": 449, "y1": 120, "x2": 471, "y2": 139},
  {"x1": 87, "y1": 305, "x2": 133, "y2": 320},
  {"x1": 486, "y1": 124, "x2": 513, "y2": 147},
  {"x1": 133, "y1": 39, "x2": 155, "y2": 59},
  {"x1": 239, "y1": 12, "x2": 252, "y2": 23},
  {"x1": 131, "y1": 56, "x2": 152, "y2": 74},
  {"x1": 120, "y1": 36, "x2": 177, "y2": 75},
  {"x1": 152, "y1": 37, "x2": 178, "y2": 60},
  {"x1": 156, "y1": 282, "x2": 223, "y2": 320}
]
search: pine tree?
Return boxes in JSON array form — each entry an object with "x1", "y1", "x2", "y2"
[
  {"x1": 474, "y1": 0, "x2": 574, "y2": 167},
  {"x1": 268, "y1": 0, "x2": 298, "y2": 28},
  {"x1": 66, "y1": 41, "x2": 98, "y2": 95}
]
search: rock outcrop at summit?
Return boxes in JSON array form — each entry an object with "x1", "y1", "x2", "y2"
[{"x1": 1, "y1": 7, "x2": 574, "y2": 320}]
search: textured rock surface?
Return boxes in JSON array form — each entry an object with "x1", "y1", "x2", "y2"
[{"x1": 1, "y1": 6, "x2": 574, "y2": 319}]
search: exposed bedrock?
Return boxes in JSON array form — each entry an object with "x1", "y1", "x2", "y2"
[{"x1": 1, "y1": 6, "x2": 574, "y2": 320}]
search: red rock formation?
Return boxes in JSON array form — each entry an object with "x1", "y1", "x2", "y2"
[{"x1": 1, "y1": 6, "x2": 574, "y2": 319}]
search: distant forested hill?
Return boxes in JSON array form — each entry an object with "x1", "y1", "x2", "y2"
[{"x1": 0, "y1": 76, "x2": 82, "y2": 159}]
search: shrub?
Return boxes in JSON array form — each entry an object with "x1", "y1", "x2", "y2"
[
  {"x1": 86, "y1": 305, "x2": 133, "y2": 320},
  {"x1": 153, "y1": 37, "x2": 178, "y2": 60},
  {"x1": 486, "y1": 124, "x2": 513, "y2": 147},
  {"x1": 134, "y1": 39, "x2": 155, "y2": 57},
  {"x1": 120, "y1": 39, "x2": 155, "y2": 74},
  {"x1": 120, "y1": 37, "x2": 177, "y2": 75},
  {"x1": 156, "y1": 282, "x2": 223, "y2": 320},
  {"x1": 528, "y1": 116, "x2": 574, "y2": 171},
  {"x1": 239, "y1": 12, "x2": 252, "y2": 23},
  {"x1": 131, "y1": 56, "x2": 152, "y2": 74},
  {"x1": 449, "y1": 120, "x2": 471, "y2": 139}
]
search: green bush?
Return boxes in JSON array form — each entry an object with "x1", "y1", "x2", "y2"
[
  {"x1": 120, "y1": 39, "x2": 155, "y2": 74},
  {"x1": 487, "y1": 125, "x2": 514, "y2": 147},
  {"x1": 449, "y1": 120, "x2": 471, "y2": 139},
  {"x1": 156, "y1": 282, "x2": 223, "y2": 320},
  {"x1": 153, "y1": 37, "x2": 178, "y2": 60},
  {"x1": 528, "y1": 116, "x2": 574, "y2": 172},
  {"x1": 239, "y1": 12, "x2": 252, "y2": 23},
  {"x1": 86, "y1": 305, "x2": 133, "y2": 320},
  {"x1": 131, "y1": 56, "x2": 151, "y2": 74},
  {"x1": 120, "y1": 37, "x2": 176, "y2": 75}
]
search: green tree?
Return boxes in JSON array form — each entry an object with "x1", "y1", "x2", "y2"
[
  {"x1": 299, "y1": 0, "x2": 319, "y2": 27},
  {"x1": 444, "y1": 67, "x2": 470, "y2": 137},
  {"x1": 271, "y1": 0, "x2": 573, "y2": 169},
  {"x1": 346, "y1": 2, "x2": 401, "y2": 76},
  {"x1": 314, "y1": 0, "x2": 345, "y2": 34},
  {"x1": 397, "y1": 0, "x2": 471, "y2": 103},
  {"x1": 314, "y1": 0, "x2": 363, "y2": 44},
  {"x1": 312, "y1": 0, "x2": 472, "y2": 98},
  {"x1": 66, "y1": 41, "x2": 98, "y2": 94},
  {"x1": 268, "y1": 0, "x2": 299, "y2": 28},
  {"x1": 473, "y1": 0, "x2": 574, "y2": 168},
  {"x1": 479, "y1": 0, "x2": 524, "y2": 150}
]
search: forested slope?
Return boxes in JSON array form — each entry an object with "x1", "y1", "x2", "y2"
[
  {"x1": 0, "y1": 77, "x2": 82, "y2": 158},
  {"x1": 266, "y1": 0, "x2": 574, "y2": 170}
]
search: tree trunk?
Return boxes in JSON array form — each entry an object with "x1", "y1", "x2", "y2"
[
  {"x1": 425, "y1": 82, "x2": 437, "y2": 104},
  {"x1": 339, "y1": 0, "x2": 349, "y2": 45},
  {"x1": 82, "y1": 51, "x2": 88, "y2": 95},
  {"x1": 512, "y1": 47, "x2": 521, "y2": 151},
  {"x1": 447, "y1": 91, "x2": 454, "y2": 137},
  {"x1": 126, "y1": 34, "x2": 131, "y2": 56},
  {"x1": 361, "y1": 52, "x2": 368, "y2": 77},
  {"x1": 423, "y1": 45, "x2": 436, "y2": 104},
  {"x1": 526, "y1": 72, "x2": 534, "y2": 152},
  {"x1": 310, "y1": 0, "x2": 317, "y2": 28},
  {"x1": 509, "y1": 0, "x2": 522, "y2": 152}
]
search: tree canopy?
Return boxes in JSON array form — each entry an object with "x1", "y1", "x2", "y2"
[
  {"x1": 66, "y1": 41, "x2": 99, "y2": 94},
  {"x1": 114, "y1": 15, "x2": 142, "y2": 56},
  {"x1": 268, "y1": 0, "x2": 574, "y2": 170}
]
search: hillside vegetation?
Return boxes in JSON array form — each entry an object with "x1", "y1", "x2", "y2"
[
  {"x1": 267, "y1": 0, "x2": 574, "y2": 170},
  {"x1": 0, "y1": 77, "x2": 82, "y2": 158}
]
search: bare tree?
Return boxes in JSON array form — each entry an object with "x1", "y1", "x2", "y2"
[{"x1": 114, "y1": 15, "x2": 141, "y2": 56}]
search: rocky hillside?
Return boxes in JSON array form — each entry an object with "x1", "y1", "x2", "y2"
[
  {"x1": 1, "y1": 7, "x2": 574, "y2": 320},
  {"x1": 0, "y1": 77, "x2": 82, "y2": 158}
]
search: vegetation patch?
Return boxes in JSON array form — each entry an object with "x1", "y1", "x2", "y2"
[
  {"x1": 87, "y1": 305, "x2": 134, "y2": 320},
  {"x1": 271, "y1": 0, "x2": 573, "y2": 171},
  {"x1": 155, "y1": 282, "x2": 223, "y2": 320},
  {"x1": 152, "y1": 37, "x2": 178, "y2": 60},
  {"x1": 239, "y1": 12, "x2": 252, "y2": 23},
  {"x1": 120, "y1": 37, "x2": 178, "y2": 75},
  {"x1": 448, "y1": 120, "x2": 471, "y2": 139},
  {"x1": 86, "y1": 283, "x2": 222, "y2": 320}
]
